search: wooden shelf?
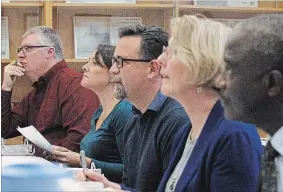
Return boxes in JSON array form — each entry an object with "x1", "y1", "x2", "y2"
[
  {"x1": 179, "y1": 5, "x2": 283, "y2": 13},
  {"x1": 1, "y1": 2, "x2": 44, "y2": 7},
  {"x1": 65, "y1": 59, "x2": 88, "y2": 63},
  {"x1": 1, "y1": 59, "x2": 13, "y2": 64},
  {"x1": 52, "y1": 3, "x2": 173, "y2": 9},
  {"x1": 1, "y1": 59, "x2": 88, "y2": 64}
]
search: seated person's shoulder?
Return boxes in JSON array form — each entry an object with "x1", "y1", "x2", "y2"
[
  {"x1": 117, "y1": 100, "x2": 133, "y2": 111},
  {"x1": 157, "y1": 98, "x2": 190, "y2": 137},
  {"x1": 60, "y1": 67, "x2": 82, "y2": 79},
  {"x1": 161, "y1": 97, "x2": 187, "y2": 116},
  {"x1": 222, "y1": 119, "x2": 258, "y2": 137},
  {"x1": 218, "y1": 119, "x2": 263, "y2": 153},
  {"x1": 160, "y1": 98, "x2": 190, "y2": 126},
  {"x1": 111, "y1": 100, "x2": 133, "y2": 122},
  {"x1": 55, "y1": 67, "x2": 84, "y2": 87}
]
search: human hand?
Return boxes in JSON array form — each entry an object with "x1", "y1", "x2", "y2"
[
  {"x1": 51, "y1": 145, "x2": 81, "y2": 167},
  {"x1": 42, "y1": 150, "x2": 56, "y2": 161},
  {"x1": 2, "y1": 61, "x2": 25, "y2": 91},
  {"x1": 76, "y1": 170, "x2": 121, "y2": 190}
]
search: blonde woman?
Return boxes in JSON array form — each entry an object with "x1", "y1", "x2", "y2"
[{"x1": 157, "y1": 15, "x2": 263, "y2": 192}]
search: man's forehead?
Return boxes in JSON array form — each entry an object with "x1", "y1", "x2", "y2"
[
  {"x1": 21, "y1": 34, "x2": 39, "y2": 45},
  {"x1": 115, "y1": 36, "x2": 141, "y2": 56}
]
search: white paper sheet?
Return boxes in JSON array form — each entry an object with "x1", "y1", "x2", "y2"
[
  {"x1": 110, "y1": 17, "x2": 142, "y2": 46},
  {"x1": 1, "y1": 17, "x2": 10, "y2": 59},
  {"x1": 227, "y1": 0, "x2": 258, "y2": 7},
  {"x1": 73, "y1": 16, "x2": 142, "y2": 58},
  {"x1": 17, "y1": 126, "x2": 53, "y2": 154},
  {"x1": 194, "y1": 0, "x2": 258, "y2": 7}
]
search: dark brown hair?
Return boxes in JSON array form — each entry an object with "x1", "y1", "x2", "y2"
[{"x1": 94, "y1": 44, "x2": 115, "y2": 69}]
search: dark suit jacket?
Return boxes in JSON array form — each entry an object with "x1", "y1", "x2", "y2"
[{"x1": 158, "y1": 100, "x2": 263, "y2": 192}]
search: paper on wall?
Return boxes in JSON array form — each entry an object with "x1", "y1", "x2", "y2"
[
  {"x1": 194, "y1": 0, "x2": 258, "y2": 7},
  {"x1": 73, "y1": 16, "x2": 142, "y2": 58},
  {"x1": 110, "y1": 17, "x2": 142, "y2": 46},
  {"x1": 227, "y1": 0, "x2": 258, "y2": 7},
  {"x1": 1, "y1": 17, "x2": 10, "y2": 59},
  {"x1": 74, "y1": 16, "x2": 111, "y2": 58}
]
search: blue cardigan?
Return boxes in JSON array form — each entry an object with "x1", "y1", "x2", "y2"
[{"x1": 157, "y1": 100, "x2": 263, "y2": 192}]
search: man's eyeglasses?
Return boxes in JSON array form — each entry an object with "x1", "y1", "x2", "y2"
[
  {"x1": 112, "y1": 56, "x2": 151, "y2": 68},
  {"x1": 17, "y1": 45, "x2": 51, "y2": 54}
]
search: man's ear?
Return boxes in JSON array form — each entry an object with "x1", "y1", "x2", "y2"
[
  {"x1": 263, "y1": 70, "x2": 283, "y2": 97},
  {"x1": 148, "y1": 59, "x2": 161, "y2": 80},
  {"x1": 46, "y1": 47, "x2": 55, "y2": 59}
]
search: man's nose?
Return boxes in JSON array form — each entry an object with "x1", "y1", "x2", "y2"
[
  {"x1": 82, "y1": 63, "x2": 88, "y2": 72},
  {"x1": 17, "y1": 49, "x2": 25, "y2": 59},
  {"x1": 110, "y1": 63, "x2": 119, "y2": 74}
]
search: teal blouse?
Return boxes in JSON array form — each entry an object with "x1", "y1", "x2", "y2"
[{"x1": 80, "y1": 100, "x2": 132, "y2": 183}]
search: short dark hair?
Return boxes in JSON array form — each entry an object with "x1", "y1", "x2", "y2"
[
  {"x1": 94, "y1": 44, "x2": 115, "y2": 69},
  {"x1": 118, "y1": 25, "x2": 168, "y2": 60},
  {"x1": 225, "y1": 14, "x2": 283, "y2": 75}
]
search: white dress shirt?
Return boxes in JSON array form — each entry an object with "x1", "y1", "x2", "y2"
[{"x1": 271, "y1": 126, "x2": 283, "y2": 192}]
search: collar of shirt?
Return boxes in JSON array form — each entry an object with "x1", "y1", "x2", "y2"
[
  {"x1": 271, "y1": 126, "x2": 283, "y2": 156},
  {"x1": 32, "y1": 60, "x2": 67, "y2": 88},
  {"x1": 132, "y1": 91, "x2": 168, "y2": 115},
  {"x1": 92, "y1": 105, "x2": 103, "y2": 119}
]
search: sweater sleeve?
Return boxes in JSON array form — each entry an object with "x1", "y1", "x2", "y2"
[
  {"x1": 91, "y1": 159, "x2": 124, "y2": 183},
  {"x1": 210, "y1": 126, "x2": 262, "y2": 192},
  {"x1": 1, "y1": 90, "x2": 27, "y2": 138}
]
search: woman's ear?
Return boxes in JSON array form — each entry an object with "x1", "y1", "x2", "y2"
[{"x1": 148, "y1": 60, "x2": 161, "y2": 80}]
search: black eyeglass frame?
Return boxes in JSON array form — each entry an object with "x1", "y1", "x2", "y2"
[
  {"x1": 112, "y1": 56, "x2": 151, "y2": 68},
  {"x1": 17, "y1": 45, "x2": 51, "y2": 54}
]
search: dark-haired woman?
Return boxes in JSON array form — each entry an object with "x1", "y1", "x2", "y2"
[{"x1": 52, "y1": 44, "x2": 132, "y2": 183}]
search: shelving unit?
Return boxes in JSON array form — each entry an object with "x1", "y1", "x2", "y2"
[
  {"x1": 1, "y1": 0, "x2": 279, "y2": 139},
  {"x1": 1, "y1": 59, "x2": 13, "y2": 64},
  {"x1": 53, "y1": 2, "x2": 174, "y2": 8},
  {"x1": 179, "y1": 5, "x2": 283, "y2": 13},
  {"x1": 1, "y1": 2, "x2": 44, "y2": 7},
  {"x1": 2, "y1": 59, "x2": 89, "y2": 64},
  {"x1": 65, "y1": 59, "x2": 88, "y2": 63},
  {"x1": 2, "y1": 0, "x2": 283, "y2": 66}
]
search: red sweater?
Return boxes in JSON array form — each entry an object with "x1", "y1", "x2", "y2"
[{"x1": 1, "y1": 60, "x2": 100, "y2": 156}]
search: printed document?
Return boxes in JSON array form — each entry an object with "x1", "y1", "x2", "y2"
[{"x1": 17, "y1": 126, "x2": 53, "y2": 153}]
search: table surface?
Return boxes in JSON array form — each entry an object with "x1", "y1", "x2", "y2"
[{"x1": 2, "y1": 156, "x2": 53, "y2": 167}]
